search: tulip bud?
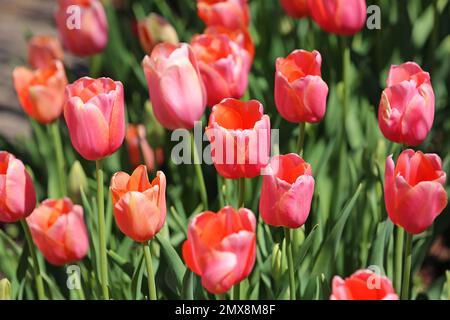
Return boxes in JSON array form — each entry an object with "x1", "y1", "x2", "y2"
[
  {"x1": 271, "y1": 244, "x2": 283, "y2": 281},
  {"x1": 137, "y1": 13, "x2": 179, "y2": 55},
  {"x1": 28, "y1": 35, "x2": 64, "y2": 69},
  {"x1": 68, "y1": 161, "x2": 88, "y2": 203},
  {"x1": 0, "y1": 278, "x2": 11, "y2": 300}
]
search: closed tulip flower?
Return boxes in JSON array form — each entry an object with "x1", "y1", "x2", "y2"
[
  {"x1": 13, "y1": 61, "x2": 68, "y2": 124},
  {"x1": 275, "y1": 50, "x2": 328, "y2": 123},
  {"x1": 55, "y1": 0, "x2": 108, "y2": 56},
  {"x1": 26, "y1": 198, "x2": 89, "y2": 266},
  {"x1": 64, "y1": 77, "x2": 125, "y2": 161},
  {"x1": 110, "y1": 166, "x2": 166, "y2": 242},
  {"x1": 331, "y1": 269, "x2": 399, "y2": 300},
  {"x1": 280, "y1": 0, "x2": 310, "y2": 18},
  {"x1": 260, "y1": 153, "x2": 315, "y2": 228},
  {"x1": 206, "y1": 98, "x2": 270, "y2": 179},
  {"x1": 28, "y1": 35, "x2": 64, "y2": 69},
  {"x1": 205, "y1": 26, "x2": 254, "y2": 63},
  {"x1": 385, "y1": 149, "x2": 447, "y2": 234},
  {"x1": 142, "y1": 43, "x2": 207, "y2": 130},
  {"x1": 191, "y1": 33, "x2": 250, "y2": 107},
  {"x1": 308, "y1": 0, "x2": 366, "y2": 35},
  {"x1": 378, "y1": 62, "x2": 435, "y2": 146},
  {"x1": 137, "y1": 13, "x2": 179, "y2": 55},
  {"x1": 197, "y1": 0, "x2": 250, "y2": 29},
  {"x1": 182, "y1": 206, "x2": 256, "y2": 294},
  {"x1": 0, "y1": 152, "x2": 36, "y2": 223}
]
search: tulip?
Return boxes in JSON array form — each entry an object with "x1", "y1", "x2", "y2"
[
  {"x1": 182, "y1": 206, "x2": 256, "y2": 294},
  {"x1": 64, "y1": 77, "x2": 125, "y2": 161},
  {"x1": 308, "y1": 0, "x2": 367, "y2": 36},
  {"x1": 206, "y1": 98, "x2": 271, "y2": 179},
  {"x1": 191, "y1": 33, "x2": 250, "y2": 107},
  {"x1": 331, "y1": 269, "x2": 399, "y2": 300},
  {"x1": 54, "y1": 0, "x2": 108, "y2": 56},
  {"x1": 13, "y1": 61, "x2": 68, "y2": 124},
  {"x1": 378, "y1": 62, "x2": 435, "y2": 146},
  {"x1": 197, "y1": 0, "x2": 250, "y2": 30},
  {"x1": 28, "y1": 35, "x2": 64, "y2": 69},
  {"x1": 26, "y1": 198, "x2": 89, "y2": 266},
  {"x1": 385, "y1": 149, "x2": 447, "y2": 234},
  {"x1": 260, "y1": 153, "x2": 315, "y2": 228},
  {"x1": 280, "y1": 0, "x2": 310, "y2": 18},
  {"x1": 275, "y1": 49, "x2": 328, "y2": 123},
  {"x1": 205, "y1": 26, "x2": 254, "y2": 64},
  {"x1": 137, "y1": 13, "x2": 179, "y2": 55},
  {"x1": 126, "y1": 124, "x2": 164, "y2": 172},
  {"x1": 142, "y1": 43, "x2": 207, "y2": 130},
  {"x1": 0, "y1": 152, "x2": 36, "y2": 223},
  {"x1": 0, "y1": 278, "x2": 11, "y2": 300},
  {"x1": 110, "y1": 166, "x2": 166, "y2": 242}
]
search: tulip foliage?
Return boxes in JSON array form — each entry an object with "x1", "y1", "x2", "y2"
[{"x1": 0, "y1": 0, "x2": 450, "y2": 301}]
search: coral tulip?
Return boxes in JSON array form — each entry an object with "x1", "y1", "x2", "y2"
[
  {"x1": 142, "y1": 43, "x2": 207, "y2": 130},
  {"x1": 384, "y1": 149, "x2": 447, "y2": 234},
  {"x1": 110, "y1": 166, "x2": 166, "y2": 242},
  {"x1": 331, "y1": 269, "x2": 399, "y2": 300},
  {"x1": 26, "y1": 198, "x2": 89, "y2": 266},
  {"x1": 206, "y1": 98, "x2": 270, "y2": 179},
  {"x1": 197, "y1": 0, "x2": 250, "y2": 29},
  {"x1": 280, "y1": 0, "x2": 310, "y2": 18},
  {"x1": 182, "y1": 206, "x2": 256, "y2": 294},
  {"x1": 126, "y1": 124, "x2": 164, "y2": 172},
  {"x1": 137, "y1": 13, "x2": 179, "y2": 55},
  {"x1": 13, "y1": 61, "x2": 68, "y2": 124},
  {"x1": 260, "y1": 153, "x2": 315, "y2": 228},
  {"x1": 191, "y1": 33, "x2": 250, "y2": 107},
  {"x1": 275, "y1": 49, "x2": 328, "y2": 123},
  {"x1": 378, "y1": 62, "x2": 435, "y2": 146},
  {"x1": 28, "y1": 35, "x2": 64, "y2": 69},
  {"x1": 308, "y1": 0, "x2": 367, "y2": 35},
  {"x1": 64, "y1": 77, "x2": 125, "y2": 161},
  {"x1": 0, "y1": 152, "x2": 36, "y2": 223},
  {"x1": 205, "y1": 26, "x2": 254, "y2": 64},
  {"x1": 55, "y1": 0, "x2": 108, "y2": 56}
]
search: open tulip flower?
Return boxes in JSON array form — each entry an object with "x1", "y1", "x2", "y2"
[
  {"x1": 182, "y1": 206, "x2": 256, "y2": 294},
  {"x1": 28, "y1": 35, "x2": 64, "y2": 69},
  {"x1": 197, "y1": 0, "x2": 250, "y2": 30},
  {"x1": 385, "y1": 149, "x2": 447, "y2": 234}
]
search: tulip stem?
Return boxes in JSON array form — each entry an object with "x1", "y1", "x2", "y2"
[
  {"x1": 96, "y1": 159, "x2": 109, "y2": 300},
  {"x1": 401, "y1": 232, "x2": 413, "y2": 300},
  {"x1": 394, "y1": 226, "x2": 404, "y2": 293},
  {"x1": 143, "y1": 242, "x2": 157, "y2": 300},
  {"x1": 20, "y1": 220, "x2": 45, "y2": 300},
  {"x1": 238, "y1": 178, "x2": 246, "y2": 207},
  {"x1": 297, "y1": 122, "x2": 306, "y2": 156},
  {"x1": 50, "y1": 121, "x2": 67, "y2": 196},
  {"x1": 284, "y1": 227, "x2": 296, "y2": 300},
  {"x1": 191, "y1": 132, "x2": 208, "y2": 209},
  {"x1": 233, "y1": 283, "x2": 240, "y2": 300}
]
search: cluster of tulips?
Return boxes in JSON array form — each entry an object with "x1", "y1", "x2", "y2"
[{"x1": 0, "y1": 0, "x2": 448, "y2": 301}]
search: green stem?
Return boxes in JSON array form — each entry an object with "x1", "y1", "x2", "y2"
[
  {"x1": 96, "y1": 160, "x2": 109, "y2": 299},
  {"x1": 191, "y1": 132, "x2": 208, "y2": 209},
  {"x1": 284, "y1": 227, "x2": 296, "y2": 300},
  {"x1": 394, "y1": 226, "x2": 404, "y2": 293},
  {"x1": 20, "y1": 220, "x2": 45, "y2": 300},
  {"x1": 50, "y1": 121, "x2": 67, "y2": 196},
  {"x1": 297, "y1": 122, "x2": 306, "y2": 156},
  {"x1": 233, "y1": 283, "x2": 240, "y2": 300},
  {"x1": 342, "y1": 41, "x2": 350, "y2": 136},
  {"x1": 238, "y1": 178, "x2": 246, "y2": 207},
  {"x1": 143, "y1": 242, "x2": 157, "y2": 300},
  {"x1": 401, "y1": 232, "x2": 413, "y2": 300}
]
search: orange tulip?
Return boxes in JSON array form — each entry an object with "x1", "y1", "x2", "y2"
[{"x1": 28, "y1": 35, "x2": 64, "y2": 69}]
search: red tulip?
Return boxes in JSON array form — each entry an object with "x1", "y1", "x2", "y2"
[
  {"x1": 331, "y1": 269, "x2": 399, "y2": 300},
  {"x1": 378, "y1": 62, "x2": 435, "y2": 146},
  {"x1": 64, "y1": 77, "x2": 125, "y2": 161},
  {"x1": 26, "y1": 198, "x2": 89, "y2": 266},
  {"x1": 182, "y1": 206, "x2": 256, "y2": 294},
  {"x1": 206, "y1": 98, "x2": 270, "y2": 179},
  {"x1": 0, "y1": 152, "x2": 36, "y2": 223},
  {"x1": 28, "y1": 35, "x2": 64, "y2": 69},
  {"x1": 385, "y1": 149, "x2": 447, "y2": 234},
  {"x1": 275, "y1": 50, "x2": 328, "y2": 123},
  {"x1": 110, "y1": 166, "x2": 166, "y2": 242},
  {"x1": 197, "y1": 0, "x2": 250, "y2": 29},
  {"x1": 260, "y1": 154, "x2": 314, "y2": 228},
  {"x1": 13, "y1": 61, "x2": 68, "y2": 124},
  {"x1": 280, "y1": 0, "x2": 310, "y2": 18},
  {"x1": 55, "y1": 0, "x2": 108, "y2": 56},
  {"x1": 308, "y1": 0, "x2": 367, "y2": 35}
]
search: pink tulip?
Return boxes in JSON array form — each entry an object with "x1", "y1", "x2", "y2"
[
  {"x1": 182, "y1": 206, "x2": 256, "y2": 294},
  {"x1": 28, "y1": 35, "x2": 64, "y2": 69},
  {"x1": 142, "y1": 43, "x2": 207, "y2": 130},
  {"x1": 260, "y1": 153, "x2": 315, "y2": 228},
  {"x1": 308, "y1": 0, "x2": 367, "y2": 35},
  {"x1": 197, "y1": 0, "x2": 250, "y2": 30},
  {"x1": 26, "y1": 198, "x2": 89, "y2": 266},
  {"x1": 64, "y1": 77, "x2": 125, "y2": 161},
  {"x1": 378, "y1": 62, "x2": 435, "y2": 146},
  {"x1": 385, "y1": 149, "x2": 447, "y2": 234},
  {"x1": 191, "y1": 33, "x2": 250, "y2": 107},
  {"x1": 0, "y1": 152, "x2": 36, "y2": 223},
  {"x1": 331, "y1": 269, "x2": 399, "y2": 300},
  {"x1": 55, "y1": 0, "x2": 108, "y2": 56},
  {"x1": 275, "y1": 50, "x2": 328, "y2": 123}
]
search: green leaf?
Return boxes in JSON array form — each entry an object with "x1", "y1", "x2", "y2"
[
  {"x1": 16, "y1": 244, "x2": 29, "y2": 281},
  {"x1": 131, "y1": 252, "x2": 145, "y2": 300},
  {"x1": 156, "y1": 234, "x2": 186, "y2": 293},
  {"x1": 181, "y1": 269, "x2": 194, "y2": 300}
]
